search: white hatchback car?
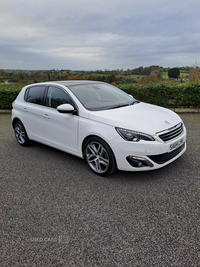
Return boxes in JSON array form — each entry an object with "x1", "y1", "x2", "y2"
[{"x1": 12, "y1": 81, "x2": 186, "y2": 176}]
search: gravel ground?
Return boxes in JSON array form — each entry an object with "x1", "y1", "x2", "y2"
[{"x1": 1, "y1": 113, "x2": 200, "y2": 267}]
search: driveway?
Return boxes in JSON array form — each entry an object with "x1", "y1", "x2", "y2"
[{"x1": 1, "y1": 113, "x2": 200, "y2": 266}]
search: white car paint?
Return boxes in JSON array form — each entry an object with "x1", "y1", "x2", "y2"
[
  {"x1": 12, "y1": 81, "x2": 187, "y2": 175},
  {"x1": 89, "y1": 102, "x2": 182, "y2": 135}
]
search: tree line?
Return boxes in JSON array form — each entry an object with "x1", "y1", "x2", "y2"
[{"x1": 0, "y1": 65, "x2": 199, "y2": 84}]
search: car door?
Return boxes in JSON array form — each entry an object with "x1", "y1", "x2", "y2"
[
  {"x1": 22, "y1": 85, "x2": 46, "y2": 142},
  {"x1": 42, "y1": 86, "x2": 79, "y2": 154}
]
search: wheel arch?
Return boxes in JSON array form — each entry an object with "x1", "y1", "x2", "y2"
[
  {"x1": 12, "y1": 118, "x2": 30, "y2": 140},
  {"x1": 12, "y1": 117, "x2": 21, "y2": 129},
  {"x1": 13, "y1": 118, "x2": 31, "y2": 146},
  {"x1": 81, "y1": 134, "x2": 117, "y2": 176},
  {"x1": 81, "y1": 134, "x2": 116, "y2": 162},
  {"x1": 82, "y1": 135, "x2": 97, "y2": 156}
]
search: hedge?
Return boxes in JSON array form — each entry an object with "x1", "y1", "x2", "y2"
[
  {"x1": 0, "y1": 88, "x2": 21, "y2": 109},
  {"x1": 118, "y1": 82, "x2": 200, "y2": 108},
  {"x1": 0, "y1": 82, "x2": 200, "y2": 109}
]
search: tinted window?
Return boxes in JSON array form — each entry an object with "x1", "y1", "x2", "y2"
[
  {"x1": 46, "y1": 86, "x2": 74, "y2": 109},
  {"x1": 25, "y1": 86, "x2": 46, "y2": 105}
]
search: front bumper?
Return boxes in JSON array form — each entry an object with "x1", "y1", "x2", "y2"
[{"x1": 109, "y1": 129, "x2": 187, "y2": 171}]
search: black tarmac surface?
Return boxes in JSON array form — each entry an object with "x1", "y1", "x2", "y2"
[{"x1": 1, "y1": 113, "x2": 200, "y2": 266}]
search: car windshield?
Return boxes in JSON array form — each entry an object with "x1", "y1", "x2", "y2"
[{"x1": 67, "y1": 83, "x2": 138, "y2": 111}]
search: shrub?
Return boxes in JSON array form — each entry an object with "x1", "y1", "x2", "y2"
[
  {"x1": 168, "y1": 68, "x2": 180, "y2": 78},
  {"x1": 139, "y1": 75, "x2": 161, "y2": 85},
  {"x1": 188, "y1": 67, "x2": 199, "y2": 82},
  {"x1": 117, "y1": 82, "x2": 200, "y2": 108},
  {"x1": 0, "y1": 89, "x2": 21, "y2": 109},
  {"x1": 0, "y1": 83, "x2": 24, "y2": 109},
  {"x1": 1, "y1": 82, "x2": 200, "y2": 109}
]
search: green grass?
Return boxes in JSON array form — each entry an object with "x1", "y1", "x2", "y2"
[
  {"x1": 86, "y1": 73, "x2": 110, "y2": 76},
  {"x1": 161, "y1": 70, "x2": 189, "y2": 79},
  {"x1": 128, "y1": 74, "x2": 146, "y2": 79}
]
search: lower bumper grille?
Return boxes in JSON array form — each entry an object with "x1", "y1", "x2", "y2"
[{"x1": 148, "y1": 143, "x2": 185, "y2": 164}]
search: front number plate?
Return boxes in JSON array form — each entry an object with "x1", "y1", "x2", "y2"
[{"x1": 169, "y1": 138, "x2": 184, "y2": 151}]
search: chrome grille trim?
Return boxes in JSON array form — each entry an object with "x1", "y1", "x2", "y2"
[{"x1": 158, "y1": 123, "x2": 183, "y2": 142}]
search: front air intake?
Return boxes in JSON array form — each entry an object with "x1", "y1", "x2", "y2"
[
  {"x1": 148, "y1": 143, "x2": 185, "y2": 164},
  {"x1": 158, "y1": 123, "x2": 183, "y2": 142}
]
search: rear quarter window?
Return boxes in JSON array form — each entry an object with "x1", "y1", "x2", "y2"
[{"x1": 25, "y1": 86, "x2": 46, "y2": 105}]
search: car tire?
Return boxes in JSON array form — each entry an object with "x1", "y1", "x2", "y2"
[
  {"x1": 14, "y1": 120, "x2": 30, "y2": 146},
  {"x1": 83, "y1": 137, "x2": 117, "y2": 176}
]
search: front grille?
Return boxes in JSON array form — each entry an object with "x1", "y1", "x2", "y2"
[
  {"x1": 158, "y1": 123, "x2": 183, "y2": 142},
  {"x1": 148, "y1": 143, "x2": 185, "y2": 164}
]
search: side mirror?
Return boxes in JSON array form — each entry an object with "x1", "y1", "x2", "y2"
[
  {"x1": 57, "y1": 104, "x2": 75, "y2": 114},
  {"x1": 129, "y1": 94, "x2": 133, "y2": 98}
]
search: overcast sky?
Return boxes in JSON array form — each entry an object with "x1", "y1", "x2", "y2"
[{"x1": 1, "y1": 0, "x2": 200, "y2": 70}]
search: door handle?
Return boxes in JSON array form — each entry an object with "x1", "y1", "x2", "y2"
[
  {"x1": 23, "y1": 108, "x2": 28, "y2": 112},
  {"x1": 43, "y1": 114, "x2": 50, "y2": 119}
]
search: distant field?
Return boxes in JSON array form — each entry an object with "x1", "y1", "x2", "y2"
[
  {"x1": 86, "y1": 73, "x2": 110, "y2": 76},
  {"x1": 128, "y1": 74, "x2": 146, "y2": 79},
  {"x1": 0, "y1": 68, "x2": 191, "y2": 87},
  {"x1": 89, "y1": 70, "x2": 189, "y2": 80},
  {"x1": 161, "y1": 70, "x2": 189, "y2": 79}
]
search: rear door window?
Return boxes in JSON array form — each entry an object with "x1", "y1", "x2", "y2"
[{"x1": 25, "y1": 86, "x2": 46, "y2": 105}]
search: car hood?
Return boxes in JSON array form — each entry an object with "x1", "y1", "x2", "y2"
[{"x1": 89, "y1": 102, "x2": 182, "y2": 135}]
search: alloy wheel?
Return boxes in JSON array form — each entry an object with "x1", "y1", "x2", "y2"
[{"x1": 85, "y1": 141, "x2": 110, "y2": 174}]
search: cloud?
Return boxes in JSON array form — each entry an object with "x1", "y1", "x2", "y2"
[{"x1": 1, "y1": 0, "x2": 200, "y2": 69}]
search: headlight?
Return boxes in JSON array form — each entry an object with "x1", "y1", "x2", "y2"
[{"x1": 115, "y1": 127, "x2": 155, "y2": 142}]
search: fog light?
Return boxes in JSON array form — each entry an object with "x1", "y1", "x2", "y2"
[{"x1": 126, "y1": 156, "x2": 154, "y2": 168}]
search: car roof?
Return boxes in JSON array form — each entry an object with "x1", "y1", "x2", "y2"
[{"x1": 45, "y1": 80, "x2": 102, "y2": 87}]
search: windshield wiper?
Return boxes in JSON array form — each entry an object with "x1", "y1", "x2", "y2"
[
  {"x1": 107, "y1": 100, "x2": 140, "y2": 110},
  {"x1": 107, "y1": 104, "x2": 130, "y2": 110},
  {"x1": 129, "y1": 100, "x2": 140, "y2": 105}
]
